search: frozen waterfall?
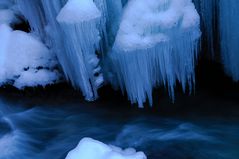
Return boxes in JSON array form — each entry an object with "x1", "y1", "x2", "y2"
[
  {"x1": 0, "y1": 0, "x2": 201, "y2": 106},
  {"x1": 2, "y1": 0, "x2": 225, "y2": 107}
]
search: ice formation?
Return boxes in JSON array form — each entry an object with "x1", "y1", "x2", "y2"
[
  {"x1": 219, "y1": 0, "x2": 239, "y2": 81},
  {"x1": 15, "y1": 0, "x2": 46, "y2": 38},
  {"x1": 0, "y1": 0, "x2": 202, "y2": 106},
  {"x1": 0, "y1": 24, "x2": 60, "y2": 88},
  {"x1": 193, "y1": 0, "x2": 217, "y2": 56},
  {"x1": 193, "y1": 0, "x2": 239, "y2": 81},
  {"x1": 66, "y1": 138, "x2": 147, "y2": 159},
  {"x1": 192, "y1": 0, "x2": 239, "y2": 81},
  {"x1": 15, "y1": 0, "x2": 104, "y2": 100},
  {"x1": 14, "y1": 0, "x2": 126, "y2": 100},
  {"x1": 110, "y1": 0, "x2": 201, "y2": 106},
  {"x1": 56, "y1": 0, "x2": 104, "y2": 100}
]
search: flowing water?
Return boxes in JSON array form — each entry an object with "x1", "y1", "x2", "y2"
[{"x1": 0, "y1": 86, "x2": 238, "y2": 159}]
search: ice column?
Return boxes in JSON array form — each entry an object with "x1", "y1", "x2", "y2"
[
  {"x1": 111, "y1": 0, "x2": 201, "y2": 107},
  {"x1": 56, "y1": 0, "x2": 104, "y2": 100}
]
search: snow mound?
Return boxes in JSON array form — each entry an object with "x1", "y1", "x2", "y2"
[
  {"x1": 0, "y1": 9, "x2": 18, "y2": 25},
  {"x1": 0, "y1": 24, "x2": 60, "y2": 88},
  {"x1": 115, "y1": 0, "x2": 199, "y2": 51},
  {"x1": 14, "y1": 69, "x2": 59, "y2": 89},
  {"x1": 57, "y1": 0, "x2": 101, "y2": 23},
  {"x1": 66, "y1": 138, "x2": 147, "y2": 159},
  {"x1": 111, "y1": 0, "x2": 200, "y2": 106}
]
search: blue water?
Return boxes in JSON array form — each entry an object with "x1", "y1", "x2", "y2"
[{"x1": 0, "y1": 92, "x2": 239, "y2": 159}]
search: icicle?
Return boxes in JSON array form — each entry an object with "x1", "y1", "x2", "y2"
[
  {"x1": 219, "y1": 0, "x2": 239, "y2": 81},
  {"x1": 103, "y1": 0, "x2": 123, "y2": 46},
  {"x1": 193, "y1": 0, "x2": 217, "y2": 56},
  {"x1": 15, "y1": 0, "x2": 46, "y2": 39},
  {"x1": 55, "y1": 0, "x2": 104, "y2": 100},
  {"x1": 40, "y1": 0, "x2": 67, "y2": 57},
  {"x1": 110, "y1": 0, "x2": 201, "y2": 107},
  {"x1": 93, "y1": 0, "x2": 108, "y2": 51}
]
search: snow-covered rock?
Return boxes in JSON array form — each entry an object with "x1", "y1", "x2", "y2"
[
  {"x1": 0, "y1": 24, "x2": 60, "y2": 88},
  {"x1": 66, "y1": 138, "x2": 147, "y2": 159}
]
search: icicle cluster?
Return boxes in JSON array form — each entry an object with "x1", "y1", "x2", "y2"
[
  {"x1": 15, "y1": 0, "x2": 46, "y2": 39},
  {"x1": 219, "y1": 0, "x2": 239, "y2": 81},
  {"x1": 13, "y1": 0, "x2": 126, "y2": 101},
  {"x1": 15, "y1": 0, "x2": 105, "y2": 100},
  {"x1": 0, "y1": 0, "x2": 202, "y2": 106},
  {"x1": 110, "y1": 0, "x2": 201, "y2": 106},
  {"x1": 194, "y1": 0, "x2": 239, "y2": 81}
]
